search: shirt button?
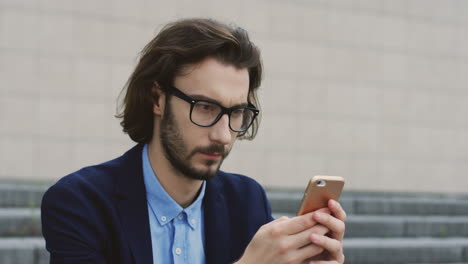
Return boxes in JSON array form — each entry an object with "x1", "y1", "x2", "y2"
[
  {"x1": 175, "y1": 248, "x2": 182, "y2": 255},
  {"x1": 161, "y1": 216, "x2": 167, "y2": 222},
  {"x1": 178, "y1": 214, "x2": 184, "y2": 220},
  {"x1": 191, "y1": 219, "x2": 196, "y2": 225}
]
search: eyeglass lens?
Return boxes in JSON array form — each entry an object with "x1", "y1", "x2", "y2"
[{"x1": 191, "y1": 101, "x2": 254, "y2": 132}]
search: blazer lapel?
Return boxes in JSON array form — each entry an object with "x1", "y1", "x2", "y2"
[
  {"x1": 115, "y1": 144, "x2": 153, "y2": 264},
  {"x1": 204, "y1": 177, "x2": 231, "y2": 264}
]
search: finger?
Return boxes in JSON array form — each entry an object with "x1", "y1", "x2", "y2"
[
  {"x1": 314, "y1": 207, "x2": 331, "y2": 216},
  {"x1": 312, "y1": 212, "x2": 345, "y2": 241},
  {"x1": 273, "y1": 216, "x2": 290, "y2": 222},
  {"x1": 286, "y1": 224, "x2": 329, "y2": 250},
  {"x1": 276, "y1": 212, "x2": 317, "y2": 235},
  {"x1": 328, "y1": 200, "x2": 347, "y2": 222},
  {"x1": 274, "y1": 208, "x2": 332, "y2": 237},
  {"x1": 298, "y1": 207, "x2": 331, "y2": 217},
  {"x1": 310, "y1": 234, "x2": 345, "y2": 263},
  {"x1": 259, "y1": 215, "x2": 289, "y2": 233},
  {"x1": 294, "y1": 241, "x2": 325, "y2": 261},
  {"x1": 309, "y1": 261, "x2": 341, "y2": 264},
  {"x1": 309, "y1": 224, "x2": 328, "y2": 236}
]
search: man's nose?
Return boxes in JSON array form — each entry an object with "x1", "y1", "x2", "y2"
[{"x1": 208, "y1": 114, "x2": 232, "y2": 145}]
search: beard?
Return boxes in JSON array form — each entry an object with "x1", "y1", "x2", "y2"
[{"x1": 159, "y1": 101, "x2": 230, "y2": 180}]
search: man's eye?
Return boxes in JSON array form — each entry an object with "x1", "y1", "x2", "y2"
[
  {"x1": 232, "y1": 109, "x2": 245, "y2": 116},
  {"x1": 196, "y1": 103, "x2": 215, "y2": 112}
]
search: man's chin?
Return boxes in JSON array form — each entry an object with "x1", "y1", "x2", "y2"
[
  {"x1": 187, "y1": 163, "x2": 222, "y2": 180},
  {"x1": 184, "y1": 170, "x2": 217, "y2": 181}
]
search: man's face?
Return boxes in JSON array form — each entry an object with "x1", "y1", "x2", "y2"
[{"x1": 159, "y1": 57, "x2": 249, "y2": 180}]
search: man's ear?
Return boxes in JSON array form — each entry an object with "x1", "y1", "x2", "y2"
[{"x1": 152, "y1": 82, "x2": 166, "y2": 116}]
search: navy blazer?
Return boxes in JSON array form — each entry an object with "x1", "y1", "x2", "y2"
[{"x1": 41, "y1": 144, "x2": 274, "y2": 264}]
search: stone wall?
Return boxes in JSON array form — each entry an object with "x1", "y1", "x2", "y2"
[{"x1": 1, "y1": 0, "x2": 468, "y2": 192}]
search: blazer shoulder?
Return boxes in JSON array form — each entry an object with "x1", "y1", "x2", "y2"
[
  {"x1": 47, "y1": 157, "x2": 121, "y2": 195},
  {"x1": 43, "y1": 144, "x2": 142, "y2": 202}
]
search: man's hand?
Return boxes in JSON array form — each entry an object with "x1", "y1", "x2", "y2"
[
  {"x1": 235, "y1": 208, "x2": 331, "y2": 264},
  {"x1": 308, "y1": 199, "x2": 347, "y2": 264},
  {"x1": 236, "y1": 200, "x2": 347, "y2": 264}
]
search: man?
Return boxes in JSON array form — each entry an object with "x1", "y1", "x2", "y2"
[{"x1": 41, "y1": 18, "x2": 346, "y2": 264}]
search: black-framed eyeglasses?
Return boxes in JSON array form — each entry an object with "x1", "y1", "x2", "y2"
[{"x1": 167, "y1": 86, "x2": 260, "y2": 133}]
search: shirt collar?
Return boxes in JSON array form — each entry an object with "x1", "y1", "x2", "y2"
[
  {"x1": 185, "y1": 179, "x2": 205, "y2": 229},
  {"x1": 142, "y1": 144, "x2": 205, "y2": 229}
]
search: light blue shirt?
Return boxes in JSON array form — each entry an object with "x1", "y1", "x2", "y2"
[{"x1": 142, "y1": 144, "x2": 206, "y2": 264}]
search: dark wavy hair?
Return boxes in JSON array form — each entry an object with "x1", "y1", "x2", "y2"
[{"x1": 116, "y1": 18, "x2": 263, "y2": 144}]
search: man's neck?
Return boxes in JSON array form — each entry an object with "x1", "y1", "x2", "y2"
[{"x1": 147, "y1": 141, "x2": 203, "y2": 208}]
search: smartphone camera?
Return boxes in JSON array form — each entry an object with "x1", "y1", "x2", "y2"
[{"x1": 316, "y1": 180, "x2": 326, "y2": 187}]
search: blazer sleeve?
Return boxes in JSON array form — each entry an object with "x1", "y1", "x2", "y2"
[
  {"x1": 41, "y1": 182, "x2": 108, "y2": 264},
  {"x1": 259, "y1": 182, "x2": 275, "y2": 223}
]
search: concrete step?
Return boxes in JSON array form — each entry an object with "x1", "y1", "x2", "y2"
[
  {"x1": 1, "y1": 237, "x2": 468, "y2": 264},
  {"x1": 346, "y1": 215, "x2": 468, "y2": 238},
  {"x1": 273, "y1": 213, "x2": 468, "y2": 238},
  {"x1": 2, "y1": 207, "x2": 468, "y2": 239},
  {"x1": 0, "y1": 237, "x2": 48, "y2": 264},
  {"x1": 344, "y1": 238, "x2": 468, "y2": 264},
  {"x1": 267, "y1": 191, "x2": 468, "y2": 216},
  {"x1": 0, "y1": 208, "x2": 41, "y2": 237},
  {"x1": 0, "y1": 184, "x2": 47, "y2": 208},
  {"x1": 265, "y1": 188, "x2": 468, "y2": 200},
  {"x1": 2, "y1": 182, "x2": 468, "y2": 216}
]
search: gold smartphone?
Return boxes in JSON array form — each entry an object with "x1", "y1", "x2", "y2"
[{"x1": 297, "y1": 176, "x2": 345, "y2": 216}]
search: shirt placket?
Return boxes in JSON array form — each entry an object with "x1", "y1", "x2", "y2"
[{"x1": 172, "y1": 212, "x2": 186, "y2": 264}]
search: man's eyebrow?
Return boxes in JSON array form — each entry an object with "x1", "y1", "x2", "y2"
[{"x1": 189, "y1": 93, "x2": 249, "y2": 108}]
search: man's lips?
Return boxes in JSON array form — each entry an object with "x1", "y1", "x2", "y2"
[{"x1": 198, "y1": 152, "x2": 222, "y2": 159}]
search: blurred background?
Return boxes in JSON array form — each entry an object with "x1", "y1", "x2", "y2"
[{"x1": 1, "y1": 0, "x2": 468, "y2": 263}]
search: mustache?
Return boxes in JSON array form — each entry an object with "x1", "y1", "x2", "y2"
[{"x1": 192, "y1": 144, "x2": 228, "y2": 158}]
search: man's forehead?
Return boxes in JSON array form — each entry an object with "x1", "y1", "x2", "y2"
[{"x1": 174, "y1": 58, "x2": 250, "y2": 107}]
